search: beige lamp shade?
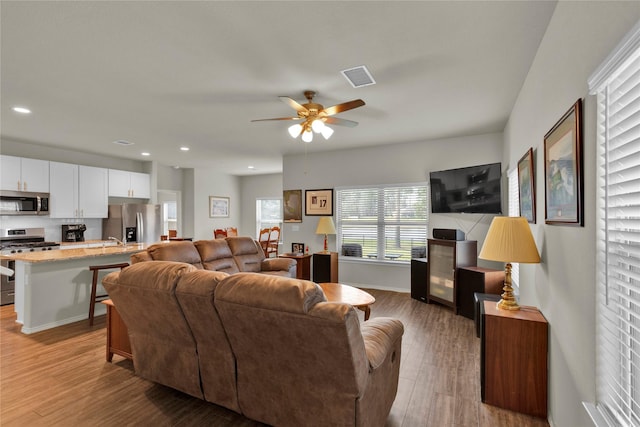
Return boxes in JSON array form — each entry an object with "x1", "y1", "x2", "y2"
[
  {"x1": 315, "y1": 217, "x2": 336, "y2": 235},
  {"x1": 478, "y1": 216, "x2": 540, "y2": 264}
]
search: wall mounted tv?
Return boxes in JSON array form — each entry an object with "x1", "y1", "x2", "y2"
[{"x1": 430, "y1": 162, "x2": 502, "y2": 214}]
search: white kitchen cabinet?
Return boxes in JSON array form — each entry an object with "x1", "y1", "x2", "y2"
[
  {"x1": 49, "y1": 162, "x2": 108, "y2": 218},
  {"x1": 79, "y1": 166, "x2": 108, "y2": 218},
  {"x1": 108, "y1": 169, "x2": 150, "y2": 198},
  {"x1": 0, "y1": 155, "x2": 49, "y2": 192}
]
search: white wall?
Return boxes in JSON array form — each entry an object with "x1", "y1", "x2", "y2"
[
  {"x1": 191, "y1": 168, "x2": 241, "y2": 241},
  {"x1": 503, "y1": 3, "x2": 640, "y2": 426},
  {"x1": 283, "y1": 132, "x2": 504, "y2": 291},
  {"x1": 240, "y1": 173, "x2": 283, "y2": 238}
]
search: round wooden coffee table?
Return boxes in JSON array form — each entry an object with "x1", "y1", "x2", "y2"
[{"x1": 319, "y1": 282, "x2": 375, "y2": 320}]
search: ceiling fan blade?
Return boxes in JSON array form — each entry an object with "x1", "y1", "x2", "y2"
[
  {"x1": 251, "y1": 117, "x2": 301, "y2": 122},
  {"x1": 279, "y1": 96, "x2": 308, "y2": 113},
  {"x1": 322, "y1": 99, "x2": 365, "y2": 116},
  {"x1": 323, "y1": 116, "x2": 359, "y2": 128}
]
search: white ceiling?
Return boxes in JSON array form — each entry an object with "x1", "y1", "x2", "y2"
[{"x1": 1, "y1": 1, "x2": 557, "y2": 176}]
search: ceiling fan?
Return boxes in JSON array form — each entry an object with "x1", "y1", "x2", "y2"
[{"x1": 251, "y1": 91, "x2": 365, "y2": 142}]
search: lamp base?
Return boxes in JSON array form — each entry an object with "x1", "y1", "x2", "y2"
[{"x1": 497, "y1": 262, "x2": 520, "y2": 311}]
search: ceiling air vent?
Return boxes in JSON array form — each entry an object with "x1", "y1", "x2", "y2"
[
  {"x1": 112, "y1": 140, "x2": 134, "y2": 146},
  {"x1": 341, "y1": 65, "x2": 376, "y2": 88}
]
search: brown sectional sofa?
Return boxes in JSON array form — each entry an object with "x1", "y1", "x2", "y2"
[
  {"x1": 103, "y1": 261, "x2": 404, "y2": 426},
  {"x1": 130, "y1": 236, "x2": 297, "y2": 277}
]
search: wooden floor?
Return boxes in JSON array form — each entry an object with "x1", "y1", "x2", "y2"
[{"x1": 0, "y1": 290, "x2": 549, "y2": 427}]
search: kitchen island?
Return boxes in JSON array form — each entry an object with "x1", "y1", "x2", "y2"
[{"x1": 2, "y1": 243, "x2": 150, "y2": 334}]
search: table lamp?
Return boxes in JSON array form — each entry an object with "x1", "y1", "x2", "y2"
[
  {"x1": 315, "y1": 217, "x2": 336, "y2": 253},
  {"x1": 478, "y1": 216, "x2": 540, "y2": 311}
]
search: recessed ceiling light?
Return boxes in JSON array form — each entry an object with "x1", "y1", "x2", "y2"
[
  {"x1": 113, "y1": 139, "x2": 134, "y2": 146},
  {"x1": 141, "y1": 152, "x2": 150, "y2": 156},
  {"x1": 248, "y1": 165, "x2": 255, "y2": 170},
  {"x1": 12, "y1": 106, "x2": 31, "y2": 114},
  {"x1": 180, "y1": 146, "x2": 189, "y2": 151},
  {"x1": 173, "y1": 166, "x2": 180, "y2": 169}
]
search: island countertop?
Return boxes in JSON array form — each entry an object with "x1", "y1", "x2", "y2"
[{"x1": 1, "y1": 243, "x2": 151, "y2": 263}]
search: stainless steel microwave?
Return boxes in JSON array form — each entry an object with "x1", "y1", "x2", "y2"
[{"x1": 0, "y1": 190, "x2": 49, "y2": 215}]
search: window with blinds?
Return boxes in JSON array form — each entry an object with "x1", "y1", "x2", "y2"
[
  {"x1": 256, "y1": 198, "x2": 282, "y2": 238},
  {"x1": 336, "y1": 184, "x2": 428, "y2": 261},
  {"x1": 588, "y1": 22, "x2": 640, "y2": 427},
  {"x1": 507, "y1": 167, "x2": 521, "y2": 288}
]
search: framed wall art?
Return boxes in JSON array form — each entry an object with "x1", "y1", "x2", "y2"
[
  {"x1": 209, "y1": 196, "x2": 230, "y2": 218},
  {"x1": 283, "y1": 189, "x2": 303, "y2": 223},
  {"x1": 518, "y1": 147, "x2": 536, "y2": 223},
  {"x1": 305, "y1": 189, "x2": 333, "y2": 216},
  {"x1": 544, "y1": 99, "x2": 583, "y2": 226}
]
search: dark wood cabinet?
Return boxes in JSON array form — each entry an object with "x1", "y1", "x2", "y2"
[
  {"x1": 457, "y1": 266, "x2": 504, "y2": 319},
  {"x1": 481, "y1": 302, "x2": 548, "y2": 418},
  {"x1": 426, "y1": 239, "x2": 477, "y2": 313},
  {"x1": 411, "y1": 258, "x2": 428, "y2": 302},
  {"x1": 279, "y1": 253, "x2": 312, "y2": 280},
  {"x1": 313, "y1": 252, "x2": 338, "y2": 283}
]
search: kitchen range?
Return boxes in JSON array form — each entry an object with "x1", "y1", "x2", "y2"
[{"x1": 0, "y1": 227, "x2": 60, "y2": 305}]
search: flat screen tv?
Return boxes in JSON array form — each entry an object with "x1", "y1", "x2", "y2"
[{"x1": 430, "y1": 162, "x2": 502, "y2": 214}]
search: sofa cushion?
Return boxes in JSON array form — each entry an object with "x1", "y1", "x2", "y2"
[
  {"x1": 102, "y1": 261, "x2": 204, "y2": 399},
  {"x1": 226, "y1": 236, "x2": 264, "y2": 273},
  {"x1": 194, "y1": 239, "x2": 240, "y2": 274},
  {"x1": 175, "y1": 269, "x2": 240, "y2": 412},
  {"x1": 147, "y1": 241, "x2": 204, "y2": 269}
]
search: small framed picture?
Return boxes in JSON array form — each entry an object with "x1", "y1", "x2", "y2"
[
  {"x1": 305, "y1": 189, "x2": 333, "y2": 216},
  {"x1": 291, "y1": 242, "x2": 305, "y2": 254},
  {"x1": 544, "y1": 99, "x2": 583, "y2": 226},
  {"x1": 209, "y1": 196, "x2": 230, "y2": 218},
  {"x1": 518, "y1": 147, "x2": 536, "y2": 223}
]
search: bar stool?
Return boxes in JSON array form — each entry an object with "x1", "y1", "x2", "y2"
[{"x1": 88, "y1": 263, "x2": 129, "y2": 326}]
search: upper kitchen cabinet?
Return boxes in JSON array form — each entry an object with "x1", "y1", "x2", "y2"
[
  {"x1": 108, "y1": 169, "x2": 150, "y2": 199},
  {"x1": 49, "y1": 162, "x2": 108, "y2": 218},
  {"x1": 0, "y1": 155, "x2": 49, "y2": 192}
]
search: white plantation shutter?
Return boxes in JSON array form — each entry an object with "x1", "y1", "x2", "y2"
[
  {"x1": 336, "y1": 183, "x2": 428, "y2": 261},
  {"x1": 588, "y1": 21, "x2": 640, "y2": 427},
  {"x1": 507, "y1": 167, "x2": 521, "y2": 288}
]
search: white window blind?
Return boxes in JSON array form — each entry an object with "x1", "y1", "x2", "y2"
[
  {"x1": 589, "y1": 22, "x2": 640, "y2": 427},
  {"x1": 336, "y1": 184, "x2": 428, "y2": 261},
  {"x1": 507, "y1": 167, "x2": 521, "y2": 288}
]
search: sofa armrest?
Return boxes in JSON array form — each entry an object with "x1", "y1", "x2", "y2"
[
  {"x1": 261, "y1": 258, "x2": 296, "y2": 273},
  {"x1": 360, "y1": 317, "x2": 404, "y2": 369}
]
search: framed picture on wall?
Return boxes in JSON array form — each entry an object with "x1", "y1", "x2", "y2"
[
  {"x1": 209, "y1": 196, "x2": 230, "y2": 218},
  {"x1": 305, "y1": 189, "x2": 333, "y2": 216},
  {"x1": 283, "y1": 189, "x2": 303, "y2": 223},
  {"x1": 544, "y1": 99, "x2": 583, "y2": 226},
  {"x1": 518, "y1": 147, "x2": 536, "y2": 223}
]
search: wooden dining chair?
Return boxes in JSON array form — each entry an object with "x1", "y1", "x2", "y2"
[
  {"x1": 266, "y1": 226, "x2": 280, "y2": 257},
  {"x1": 214, "y1": 229, "x2": 227, "y2": 239},
  {"x1": 226, "y1": 227, "x2": 238, "y2": 237},
  {"x1": 258, "y1": 228, "x2": 271, "y2": 252}
]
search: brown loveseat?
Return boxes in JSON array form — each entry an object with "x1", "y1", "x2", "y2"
[
  {"x1": 130, "y1": 236, "x2": 296, "y2": 277},
  {"x1": 103, "y1": 261, "x2": 404, "y2": 427}
]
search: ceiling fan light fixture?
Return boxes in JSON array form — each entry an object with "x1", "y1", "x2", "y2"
[
  {"x1": 288, "y1": 123, "x2": 302, "y2": 138},
  {"x1": 311, "y1": 119, "x2": 325, "y2": 133},
  {"x1": 301, "y1": 130, "x2": 313, "y2": 143},
  {"x1": 321, "y1": 125, "x2": 334, "y2": 140}
]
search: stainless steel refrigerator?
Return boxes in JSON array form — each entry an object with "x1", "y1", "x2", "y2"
[{"x1": 103, "y1": 204, "x2": 161, "y2": 244}]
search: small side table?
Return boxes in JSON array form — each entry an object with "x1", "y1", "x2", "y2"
[
  {"x1": 102, "y1": 299, "x2": 132, "y2": 362},
  {"x1": 279, "y1": 253, "x2": 312, "y2": 280}
]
